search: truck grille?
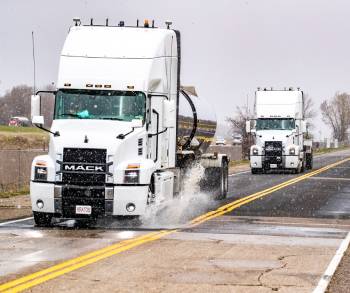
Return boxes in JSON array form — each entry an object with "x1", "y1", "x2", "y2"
[
  {"x1": 61, "y1": 148, "x2": 107, "y2": 185},
  {"x1": 264, "y1": 141, "x2": 282, "y2": 157},
  {"x1": 61, "y1": 186, "x2": 105, "y2": 218}
]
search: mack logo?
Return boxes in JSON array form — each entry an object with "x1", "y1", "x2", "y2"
[{"x1": 63, "y1": 164, "x2": 105, "y2": 172}]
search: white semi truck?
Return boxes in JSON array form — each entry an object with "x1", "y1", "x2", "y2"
[
  {"x1": 30, "y1": 19, "x2": 229, "y2": 226},
  {"x1": 246, "y1": 88, "x2": 313, "y2": 174}
]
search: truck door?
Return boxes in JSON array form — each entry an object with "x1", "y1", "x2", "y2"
[{"x1": 149, "y1": 95, "x2": 168, "y2": 168}]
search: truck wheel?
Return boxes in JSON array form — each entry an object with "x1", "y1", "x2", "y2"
[
  {"x1": 33, "y1": 211, "x2": 53, "y2": 227},
  {"x1": 306, "y1": 153, "x2": 313, "y2": 170},
  {"x1": 301, "y1": 159, "x2": 305, "y2": 173},
  {"x1": 200, "y1": 159, "x2": 228, "y2": 200},
  {"x1": 219, "y1": 159, "x2": 229, "y2": 200}
]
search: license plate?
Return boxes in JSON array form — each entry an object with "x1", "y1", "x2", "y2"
[
  {"x1": 75, "y1": 205, "x2": 92, "y2": 215},
  {"x1": 270, "y1": 164, "x2": 277, "y2": 168}
]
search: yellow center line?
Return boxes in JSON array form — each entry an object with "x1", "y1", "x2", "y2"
[
  {"x1": 190, "y1": 157, "x2": 350, "y2": 225},
  {"x1": 0, "y1": 231, "x2": 165, "y2": 292},
  {"x1": 2, "y1": 230, "x2": 175, "y2": 293},
  {"x1": 1, "y1": 157, "x2": 349, "y2": 292}
]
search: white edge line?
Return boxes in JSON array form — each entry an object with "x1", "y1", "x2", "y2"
[
  {"x1": 229, "y1": 170, "x2": 250, "y2": 177},
  {"x1": 0, "y1": 217, "x2": 33, "y2": 227},
  {"x1": 313, "y1": 231, "x2": 350, "y2": 293}
]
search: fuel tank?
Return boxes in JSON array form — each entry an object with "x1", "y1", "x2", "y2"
[{"x1": 177, "y1": 88, "x2": 216, "y2": 153}]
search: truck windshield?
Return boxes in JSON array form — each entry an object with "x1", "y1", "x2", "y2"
[
  {"x1": 54, "y1": 90, "x2": 146, "y2": 122},
  {"x1": 256, "y1": 118, "x2": 295, "y2": 130}
]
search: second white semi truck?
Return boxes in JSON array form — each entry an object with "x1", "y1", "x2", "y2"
[
  {"x1": 246, "y1": 88, "x2": 313, "y2": 174},
  {"x1": 30, "y1": 19, "x2": 229, "y2": 226}
]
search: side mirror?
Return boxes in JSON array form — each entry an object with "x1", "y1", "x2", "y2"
[
  {"x1": 131, "y1": 119, "x2": 143, "y2": 128},
  {"x1": 31, "y1": 95, "x2": 41, "y2": 119},
  {"x1": 32, "y1": 115, "x2": 44, "y2": 126},
  {"x1": 246, "y1": 120, "x2": 251, "y2": 133},
  {"x1": 163, "y1": 100, "x2": 176, "y2": 128},
  {"x1": 301, "y1": 120, "x2": 307, "y2": 133}
]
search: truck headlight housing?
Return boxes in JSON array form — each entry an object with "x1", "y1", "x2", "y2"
[
  {"x1": 34, "y1": 166, "x2": 47, "y2": 181},
  {"x1": 252, "y1": 147, "x2": 259, "y2": 155},
  {"x1": 289, "y1": 147, "x2": 296, "y2": 155},
  {"x1": 124, "y1": 170, "x2": 139, "y2": 184}
]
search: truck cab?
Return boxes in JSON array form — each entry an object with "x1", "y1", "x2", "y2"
[
  {"x1": 246, "y1": 88, "x2": 313, "y2": 174},
  {"x1": 29, "y1": 19, "x2": 229, "y2": 226}
]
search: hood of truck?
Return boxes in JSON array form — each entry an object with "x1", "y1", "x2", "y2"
[
  {"x1": 49, "y1": 119, "x2": 144, "y2": 158},
  {"x1": 256, "y1": 130, "x2": 294, "y2": 146}
]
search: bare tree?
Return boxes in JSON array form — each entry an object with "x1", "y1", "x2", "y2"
[
  {"x1": 0, "y1": 84, "x2": 55, "y2": 126},
  {"x1": 303, "y1": 94, "x2": 316, "y2": 133},
  {"x1": 320, "y1": 92, "x2": 350, "y2": 142},
  {"x1": 226, "y1": 105, "x2": 253, "y2": 158},
  {"x1": 0, "y1": 85, "x2": 33, "y2": 124}
]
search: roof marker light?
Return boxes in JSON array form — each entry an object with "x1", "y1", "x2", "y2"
[
  {"x1": 127, "y1": 85, "x2": 135, "y2": 90},
  {"x1": 73, "y1": 18, "x2": 81, "y2": 26},
  {"x1": 64, "y1": 83, "x2": 71, "y2": 87},
  {"x1": 119, "y1": 21, "x2": 125, "y2": 27},
  {"x1": 144, "y1": 19, "x2": 149, "y2": 28},
  {"x1": 86, "y1": 84, "x2": 93, "y2": 88},
  {"x1": 165, "y1": 21, "x2": 172, "y2": 29},
  {"x1": 95, "y1": 84, "x2": 102, "y2": 88},
  {"x1": 104, "y1": 84, "x2": 111, "y2": 88}
]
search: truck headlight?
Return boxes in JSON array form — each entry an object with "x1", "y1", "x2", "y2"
[
  {"x1": 289, "y1": 147, "x2": 296, "y2": 155},
  {"x1": 124, "y1": 170, "x2": 139, "y2": 184},
  {"x1": 34, "y1": 166, "x2": 47, "y2": 181},
  {"x1": 252, "y1": 147, "x2": 259, "y2": 155}
]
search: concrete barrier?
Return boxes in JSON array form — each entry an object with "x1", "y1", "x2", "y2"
[
  {"x1": 0, "y1": 150, "x2": 46, "y2": 191},
  {"x1": 207, "y1": 145, "x2": 242, "y2": 161}
]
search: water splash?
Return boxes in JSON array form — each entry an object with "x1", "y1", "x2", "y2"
[{"x1": 143, "y1": 163, "x2": 216, "y2": 227}]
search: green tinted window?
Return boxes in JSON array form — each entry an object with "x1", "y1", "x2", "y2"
[{"x1": 54, "y1": 90, "x2": 146, "y2": 122}]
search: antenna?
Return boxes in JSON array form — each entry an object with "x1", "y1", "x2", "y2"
[{"x1": 31, "y1": 31, "x2": 36, "y2": 95}]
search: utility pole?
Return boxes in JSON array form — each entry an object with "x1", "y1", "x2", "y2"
[{"x1": 32, "y1": 31, "x2": 36, "y2": 95}]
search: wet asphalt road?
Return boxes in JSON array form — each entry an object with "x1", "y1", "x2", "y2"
[
  {"x1": 2, "y1": 149, "x2": 349, "y2": 231},
  {"x1": 224, "y1": 150, "x2": 350, "y2": 219},
  {"x1": 1, "y1": 149, "x2": 350, "y2": 291}
]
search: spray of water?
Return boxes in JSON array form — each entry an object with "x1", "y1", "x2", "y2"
[{"x1": 143, "y1": 163, "x2": 216, "y2": 227}]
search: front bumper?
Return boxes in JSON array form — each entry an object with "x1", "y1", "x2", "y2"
[
  {"x1": 250, "y1": 155, "x2": 300, "y2": 169},
  {"x1": 30, "y1": 182, "x2": 149, "y2": 218}
]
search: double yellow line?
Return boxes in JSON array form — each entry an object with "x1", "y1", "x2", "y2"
[
  {"x1": 191, "y1": 157, "x2": 350, "y2": 226},
  {"x1": 0, "y1": 230, "x2": 175, "y2": 293},
  {"x1": 1, "y1": 157, "x2": 349, "y2": 292}
]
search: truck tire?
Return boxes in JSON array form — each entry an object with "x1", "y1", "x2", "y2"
[
  {"x1": 300, "y1": 158, "x2": 305, "y2": 173},
  {"x1": 306, "y1": 153, "x2": 313, "y2": 170},
  {"x1": 251, "y1": 168, "x2": 261, "y2": 174},
  {"x1": 33, "y1": 211, "x2": 53, "y2": 227},
  {"x1": 219, "y1": 159, "x2": 229, "y2": 200},
  {"x1": 200, "y1": 159, "x2": 228, "y2": 200}
]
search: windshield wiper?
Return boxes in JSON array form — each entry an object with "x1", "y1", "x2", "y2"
[
  {"x1": 101, "y1": 117, "x2": 124, "y2": 121},
  {"x1": 58, "y1": 113, "x2": 82, "y2": 118}
]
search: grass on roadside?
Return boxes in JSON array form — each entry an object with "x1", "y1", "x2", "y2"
[
  {"x1": 230, "y1": 159, "x2": 249, "y2": 167},
  {"x1": 0, "y1": 186, "x2": 29, "y2": 198},
  {"x1": 0, "y1": 125, "x2": 43, "y2": 133},
  {"x1": 314, "y1": 146, "x2": 349, "y2": 155},
  {"x1": 0, "y1": 125, "x2": 48, "y2": 150}
]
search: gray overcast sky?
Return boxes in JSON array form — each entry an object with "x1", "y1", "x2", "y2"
[{"x1": 1, "y1": 0, "x2": 350, "y2": 137}]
